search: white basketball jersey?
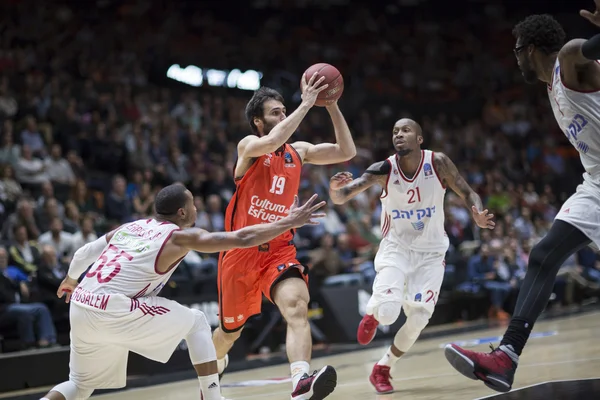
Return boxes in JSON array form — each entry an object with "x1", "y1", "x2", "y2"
[
  {"x1": 76, "y1": 219, "x2": 183, "y2": 299},
  {"x1": 548, "y1": 58, "x2": 600, "y2": 184},
  {"x1": 380, "y1": 150, "x2": 449, "y2": 253}
]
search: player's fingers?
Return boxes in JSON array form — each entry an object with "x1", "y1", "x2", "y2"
[
  {"x1": 310, "y1": 212, "x2": 326, "y2": 219},
  {"x1": 303, "y1": 194, "x2": 318, "y2": 208},
  {"x1": 309, "y1": 201, "x2": 327, "y2": 213},
  {"x1": 471, "y1": 205, "x2": 479, "y2": 213},
  {"x1": 308, "y1": 71, "x2": 319, "y2": 86},
  {"x1": 292, "y1": 195, "x2": 299, "y2": 208},
  {"x1": 66, "y1": 292, "x2": 72, "y2": 303},
  {"x1": 580, "y1": 10, "x2": 595, "y2": 20},
  {"x1": 488, "y1": 213, "x2": 494, "y2": 218},
  {"x1": 315, "y1": 83, "x2": 329, "y2": 93}
]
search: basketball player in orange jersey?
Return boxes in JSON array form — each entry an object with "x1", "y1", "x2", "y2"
[{"x1": 212, "y1": 72, "x2": 356, "y2": 400}]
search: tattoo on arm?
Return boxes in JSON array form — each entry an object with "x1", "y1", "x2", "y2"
[{"x1": 434, "y1": 153, "x2": 483, "y2": 210}]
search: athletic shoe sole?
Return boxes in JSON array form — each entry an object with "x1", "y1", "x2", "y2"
[{"x1": 444, "y1": 345, "x2": 511, "y2": 393}]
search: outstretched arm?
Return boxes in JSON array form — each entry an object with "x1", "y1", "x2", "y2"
[
  {"x1": 329, "y1": 160, "x2": 389, "y2": 205},
  {"x1": 293, "y1": 103, "x2": 357, "y2": 165},
  {"x1": 171, "y1": 194, "x2": 326, "y2": 253},
  {"x1": 433, "y1": 152, "x2": 495, "y2": 229}
]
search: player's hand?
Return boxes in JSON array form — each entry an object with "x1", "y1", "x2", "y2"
[
  {"x1": 329, "y1": 172, "x2": 353, "y2": 190},
  {"x1": 581, "y1": 1, "x2": 600, "y2": 27},
  {"x1": 471, "y1": 206, "x2": 495, "y2": 230},
  {"x1": 287, "y1": 194, "x2": 326, "y2": 227},
  {"x1": 57, "y1": 276, "x2": 79, "y2": 303},
  {"x1": 300, "y1": 72, "x2": 329, "y2": 107}
]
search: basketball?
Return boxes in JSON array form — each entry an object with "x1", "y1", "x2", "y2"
[{"x1": 302, "y1": 63, "x2": 344, "y2": 107}]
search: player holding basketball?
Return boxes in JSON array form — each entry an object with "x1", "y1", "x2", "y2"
[
  {"x1": 328, "y1": 118, "x2": 494, "y2": 395},
  {"x1": 444, "y1": 4, "x2": 600, "y2": 393},
  {"x1": 212, "y1": 72, "x2": 356, "y2": 400},
  {"x1": 39, "y1": 184, "x2": 326, "y2": 400}
]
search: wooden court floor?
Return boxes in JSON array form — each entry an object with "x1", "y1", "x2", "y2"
[{"x1": 91, "y1": 311, "x2": 600, "y2": 400}]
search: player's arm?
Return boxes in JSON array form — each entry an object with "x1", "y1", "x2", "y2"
[
  {"x1": 66, "y1": 229, "x2": 118, "y2": 280},
  {"x1": 171, "y1": 194, "x2": 326, "y2": 253},
  {"x1": 240, "y1": 74, "x2": 328, "y2": 159},
  {"x1": 433, "y1": 152, "x2": 495, "y2": 229},
  {"x1": 293, "y1": 103, "x2": 357, "y2": 165},
  {"x1": 558, "y1": 38, "x2": 600, "y2": 88},
  {"x1": 328, "y1": 161, "x2": 390, "y2": 205}
]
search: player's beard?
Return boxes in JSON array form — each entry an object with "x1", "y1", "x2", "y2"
[
  {"x1": 262, "y1": 119, "x2": 277, "y2": 136},
  {"x1": 520, "y1": 58, "x2": 538, "y2": 84},
  {"x1": 396, "y1": 148, "x2": 413, "y2": 157}
]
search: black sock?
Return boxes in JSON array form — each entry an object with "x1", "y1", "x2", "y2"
[{"x1": 500, "y1": 317, "x2": 533, "y2": 356}]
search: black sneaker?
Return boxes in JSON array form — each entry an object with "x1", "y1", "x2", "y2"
[{"x1": 291, "y1": 365, "x2": 337, "y2": 400}]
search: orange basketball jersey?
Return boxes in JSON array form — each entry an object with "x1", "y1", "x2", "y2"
[{"x1": 224, "y1": 143, "x2": 302, "y2": 244}]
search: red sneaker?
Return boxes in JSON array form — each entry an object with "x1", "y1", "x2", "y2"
[
  {"x1": 357, "y1": 314, "x2": 379, "y2": 345},
  {"x1": 291, "y1": 365, "x2": 337, "y2": 400},
  {"x1": 369, "y1": 364, "x2": 394, "y2": 394},
  {"x1": 444, "y1": 344, "x2": 517, "y2": 392}
]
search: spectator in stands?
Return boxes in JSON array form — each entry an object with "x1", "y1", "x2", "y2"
[
  {"x1": 38, "y1": 217, "x2": 74, "y2": 265},
  {"x1": 8, "y1": 225, "x2": 41, "y2": 274},
  {"x1": 14, "y1": 145, "x2": 48, "y2": 192},
  {"x1": 0, "y1": 247, "x2": 57, "y2": 349},
  {"x1": 0, "y1": 165, "x2": 23, "y2": 213},
  {"x1": 132, "y1": 182, "x2": 155, "y2": 218},
  {"x1": 104, "y1": 175, "x2": 132, "y2": 224},
  {"x1": 44, "y1": 143, "x2": 76, "y2": 192},
  {"x1": 0, "y1": 126, "x2": 20, "y2": 166},
  {"x1": 71, "y1": 216, "x2": 98, "y2": 251},
  {"x1": 36, "y1": 245, "x2": 67, "y2": 309},
  {"x1": 20, "y1": 116, "x2": 46, "y2": 158}
]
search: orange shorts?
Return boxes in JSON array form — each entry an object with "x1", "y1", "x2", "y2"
[{"x1": 217, "y1": 242, "x2": 308, "y2": 333}]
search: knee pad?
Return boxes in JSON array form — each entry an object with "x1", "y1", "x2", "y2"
[
  {"x1": 49, "y1": 381, "x2": 94, "y2": 400},
  {"x1": 404, "y1": 310, "x2": 430, "y2": 337},
  {"x1": 186, "y1": 310, "x2": 216, "y2": 365},
  {"x1": 376, "y1": 302, "x2": 402, "y2": 326}
]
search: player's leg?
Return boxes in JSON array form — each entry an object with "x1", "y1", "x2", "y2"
[
  {"x1": 445, "y1": 219, "x2": 591, "y2": 392},
  {"x1": 268, "y1": 263, "x2": 337, "y2": 400},
  {"x1": 212, "y1": 251, "x2": 261, "y2": 378},
  {"x1": 358, "y1": 240, "x2": 408, "y2": 345},
  {"x1": 370, "y1": 252, "x2": 444, "y2": 394},
  {"x1": 127, "y1": 297, "x2": 225, "y2": 400},
  {"x1": 41, "y1": 305, "x2": 125, "y2": 400}
]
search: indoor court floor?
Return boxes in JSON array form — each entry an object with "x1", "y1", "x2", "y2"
[{"x1": 90, "y1": 311, "x2": 600, "y2": 400}]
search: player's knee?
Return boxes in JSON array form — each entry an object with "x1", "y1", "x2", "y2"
[
  {"x1": 189, "y1": 309, "x2": 211, "y2": 335},
  {"x1": 376, "y1": 302, "x2": 402, "y2": 326},
  {"x1": 215, "y1": 324, "x2": 242, "y2": 343},
  {"x1": 280, "y1": 297, "x2": 309, "y2": 325},
  {"x1": 405, "y1": 310, "x2": 430, "y2": 337}
]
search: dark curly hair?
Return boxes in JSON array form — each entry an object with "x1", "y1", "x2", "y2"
[
  {"x1": 512, "y1": 14, "x2": 566, "y2": 55},
  {"x1": 245, "y1": 87, "x2": 284, "y2": 134}
]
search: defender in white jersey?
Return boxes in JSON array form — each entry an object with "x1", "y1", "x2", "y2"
[
  {"x1": 445, "y1": 7, "x2": 600, "y2": 394},
  {"x1": 329, "y1": 118, "x2": 494, "y2": 394},
  {"x1": 40, "y1": 184, "x2": 326, "y2": 400}
]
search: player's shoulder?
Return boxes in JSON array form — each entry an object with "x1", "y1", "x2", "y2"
[{"x1": 238, "y1": 134, "x2": 260, "y2": 150}]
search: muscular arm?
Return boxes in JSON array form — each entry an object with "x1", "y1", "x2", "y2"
[
  {"x1": 239, "y1": 103, "x2": 312, "y2": 159},
  {"x1": 433, "y1": 152, "x2": 483, "y2": 211},
  {"x1": 329, "y1": 161, "x2": 389, "y2": 205},
  {"x1": 558, "y1": 38, "x2": 600, "y2": 89},
  {"x1": 293, "y1": 104, "x2": 357, "y2": 165},
  {"x1": 171, "y1": 218, "x2": 295, "y2": 253}
]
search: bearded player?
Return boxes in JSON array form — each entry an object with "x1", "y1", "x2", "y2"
[
  {"x1": 328, "y1": 118, "x2": 494, "y2": 394},
  {"x1": 212, "y1": 72, "x2": 356, "y2": 399},
  {"x1": 445, "y1": 4, "x2": 600, "y2": 393}
]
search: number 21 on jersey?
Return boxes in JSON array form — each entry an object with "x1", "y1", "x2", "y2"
[
  {"x1": 407, "y1": 187, "x2": 421, "y2": 204},
  {"x1": 269, "y1": 175, "x2": 286, "y2": 195}
]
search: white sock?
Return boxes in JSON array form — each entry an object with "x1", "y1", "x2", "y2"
[
  {"x1": 40, "y1": 398, "x2": 50, "y2": 400},
  {"x1": 198, "y1": 374, "x2": 221, "y2": 400},
  {"x1": 291, "y1": 361, "x2": 310, "y2": 388},
  {"x1": 377, "y1": 347, "x2": 400, "y2": 367}
]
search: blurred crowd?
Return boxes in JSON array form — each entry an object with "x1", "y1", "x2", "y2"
[{"x1": 1, "y1": 0, "x2": 600, "y2": 352}]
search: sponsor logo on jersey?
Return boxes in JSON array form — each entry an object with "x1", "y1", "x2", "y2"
[
  {"x1": 411, "y1": 221, "x2": 425, "y2": 231},
  {"x1": 414, "y1": 293, "x2": 422, "y2": 302},
  {"x1": 247, "y1": 195, "x2": 290, "y2": 223},
  {"x1": 423, "y1": 163, "x2": 433, "y2": 177}
]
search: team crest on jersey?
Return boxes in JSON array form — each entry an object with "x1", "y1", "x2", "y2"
[
  {"x1": 284, "y1": 152, "x2": 296, "y2": 167},
  {"x1": 423, "y1": 163, "x2": 433, "y2": 177}
]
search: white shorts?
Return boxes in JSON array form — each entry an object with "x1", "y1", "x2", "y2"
[
  {"x1": 555, "y1": 181, "x2": 600, "y2": 248},
  {"x1": 69, "y1": 294, "x2": 200, "y2": 389},
  {"x1": 367, "y1": 239, "x2": 445, "y2": 319}
]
